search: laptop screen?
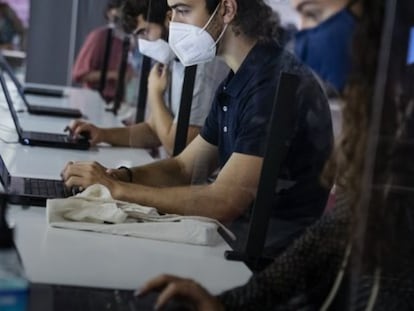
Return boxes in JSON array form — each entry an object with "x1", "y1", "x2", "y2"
[
  {"x1": 0, "y1": 154, "x2": 10, "y2": 189},
  {"x1": 0, "y1": 54, "x2": 24, "y2": 92},
  {"x1": 407, "y1": 27, "x2": 414, "y2": 65},
  {"x1": 0, "y1": 69, "x2": 24, "y2": 137}
]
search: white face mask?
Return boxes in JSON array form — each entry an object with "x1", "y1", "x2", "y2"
[
  {"x1": 168, "y1": 4, "x2": 228, "y2": 67},
  {"x1": 138, "y1": 38, "x2": 176, "y2": 64}
]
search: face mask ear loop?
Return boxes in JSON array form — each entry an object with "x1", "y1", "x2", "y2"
[
  {"x1": 198, "y1": 2, "x2": 222, "y2": 34},
  {"x1": 210, "y1": 23, "x2": 228, "y2": 50}
]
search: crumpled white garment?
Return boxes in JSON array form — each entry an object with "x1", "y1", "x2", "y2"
[{"x1": 47, "y1": 184, "x2": 235, "y2": 246}]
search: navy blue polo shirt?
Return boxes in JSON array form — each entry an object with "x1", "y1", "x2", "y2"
[{"x1": 200, "y1": 40, "x2": 333, "y2": 254}]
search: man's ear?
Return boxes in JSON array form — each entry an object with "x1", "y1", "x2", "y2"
[
  {"x1": 221, "y1": 0, "x2": 237, "y2": 24},
  {"x1": 165, "y1": 10, "x2": 172, "y2": 28}
]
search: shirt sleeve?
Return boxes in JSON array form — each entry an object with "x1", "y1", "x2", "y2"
[{"x1": 218, "y1": 195, "x2": 351, "y2": 310}]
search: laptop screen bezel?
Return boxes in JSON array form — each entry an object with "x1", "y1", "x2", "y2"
[{"x1": 0, "y1": 69, "x2": 25, "y2": 138}]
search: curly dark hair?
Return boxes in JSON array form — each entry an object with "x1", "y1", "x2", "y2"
[
  {"x1": 106, "y1": 0, "x2": 125, "y2": 11},
  {"x1": 206, "y1": 0, "x2": 279, "y2": 42},
  {"x1": 121, "y1": 0, "x2": 169, "y2": 33}
]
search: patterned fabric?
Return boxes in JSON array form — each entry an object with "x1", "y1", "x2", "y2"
[{"x1": 218, "y1": 192, "x2": 414, "y2": 310}]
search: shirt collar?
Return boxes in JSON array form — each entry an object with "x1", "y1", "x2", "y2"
[{"x1": 223, "y1": 40, "x2": 282, "y2": 98}]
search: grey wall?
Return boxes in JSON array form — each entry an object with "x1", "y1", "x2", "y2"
[{"x1": 25, "y1": 0, "x2": 107, "y2": 86}]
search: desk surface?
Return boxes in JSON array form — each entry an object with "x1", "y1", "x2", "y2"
[
  {"x1": 1, "y1": 86, "x2": 252, "y2": 295},
  {"x1": 9, "y1": 206, "x2": 251, "y2": 295}
]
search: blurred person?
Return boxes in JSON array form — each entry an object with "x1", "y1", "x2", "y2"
[
  {"x1": 69, "y1": 0, "x2": 229, "y2": 156},
  {"x1": 0, "y1": 1, "x2": 24, "y2": 50},
  {"x1": 292, "y1": 0, "x2": 362, "y2": 96},
  {"x1": 72, "y1": 0, "x2": 133, "y2": 103}
]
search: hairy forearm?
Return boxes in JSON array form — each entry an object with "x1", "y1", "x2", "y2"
[
  {"x1": 112, "y1": 182, "x2": 251, "y2": 222},
  {"x1": 128, "y1": 158, "x2": 189, "y2": 187},
  {"x1": 148, "y1": 92, "x2": 176, "y2": 155},
  {"x1": 102, "y1": 123, "x2": 160, "y2": 148}
]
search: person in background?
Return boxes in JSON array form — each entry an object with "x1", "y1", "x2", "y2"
[
  {"x1": 62, "y1": 0, "x2": 333, "y2": 257},
  {"x1": 292, "y1": 0, "x2": 362, "y2": 96},
  {"x1": 72, "y1": 0, "x2": 132, "y2": 103},
  {"x1": 137, "y1": 0, "x2": 414, "y2": 309},
  {"x1": 69, "y1": 0, "x2": 229, "y2": 156},
  {"x1": 0, "y1": 1, "x2": 24, "y2": 50}
]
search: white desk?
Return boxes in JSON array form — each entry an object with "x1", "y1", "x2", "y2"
[
  {"x1": 0, "y1": 86, "x2": 252, "y2": 295},
  {"x1": 9, "y1": 206, "x2": 251, "y2": 295}
]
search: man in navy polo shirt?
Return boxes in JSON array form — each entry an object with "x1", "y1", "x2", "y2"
[{"x1": 62, "y1": 0, "x2": 333, "y2": 256}]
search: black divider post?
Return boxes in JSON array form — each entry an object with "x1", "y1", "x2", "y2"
[
  {"x1": 98, "y1": 26, "x2": 114, "y2": 100},
  {"x1": 224, "y1": 72, "x2": 300, "y2": 269},
  {"x1": 173, "y1": 65, "x2": 197, "y2": 156},
  {"x1": 134, "y1": 56, "x2": 152, "y2": 123},
  {"x1": 112, "y1": 36, "x2": 130, "y2": 115}
]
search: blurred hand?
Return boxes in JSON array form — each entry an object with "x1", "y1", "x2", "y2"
[
  {"x1": 61, "y1": 161, "x2": 116, "y2": 192},
  {"x1": 68, "y1": 119, "x2": 103, "y2": 146},
  {"x1": 148, "y1": 63, "x2": 169, "y2": 100},
  {"x1": 106, "y1": 70, "x2": 119, "y2": 81},
  {"x1": 139, "y1": 274, "x2": 224, "y2": 311}
]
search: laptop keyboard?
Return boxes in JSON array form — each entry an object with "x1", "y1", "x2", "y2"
[
  {"x1": 24, "y1": 178, "x2": 67, "y2": 197},
  {"x1": 31, "y1": 132, "x2": 68, "y2": 143},
  {"x1": 29, "y1": 284, "x2": 191, "y2": 311}
]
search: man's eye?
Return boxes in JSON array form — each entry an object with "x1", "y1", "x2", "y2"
[
  {"x1": 303, "y1": 11, "x2": 320, "y2": 21},
  {"x1": 176, "y1": 8, "x2": 190, "y2": 15}
]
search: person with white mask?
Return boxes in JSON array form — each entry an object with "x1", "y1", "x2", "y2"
[
  {"x1": 68, "y1": 0, "x2": 229, "y2": 156},
  {"x1": 62, "y1": 0, "x2": 333, "y2": 258}
]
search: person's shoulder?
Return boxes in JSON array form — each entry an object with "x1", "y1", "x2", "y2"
[{"x1": 86, "y1": 26, "x2": 109, "y2": 41}]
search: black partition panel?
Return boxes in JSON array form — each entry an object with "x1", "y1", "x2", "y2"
[
  {"x1": 225, "y1": 72, "x2": 300, "y2": 268},
  {"x1": 135, "y1": 56, "x2": 152, "y2": 123},
  {"x1": 173, "y1": 65, "x2": 197, "y2": 156},
  {"x1": 112, "y1": 36, "x2": 130, "y2": 115},
  {"x1": 98, "y1": 26, "x2": 114, "y2": 99}
]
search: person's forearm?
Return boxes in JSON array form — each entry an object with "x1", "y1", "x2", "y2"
[
  {"x1": 81, "y1": 71, "x2": 102, "y2": 83},
  {"x1": 111, "y1": 181, "x2": 250, "y2": 222},
  {"x1": 81, "y1": 70, "x2": 118, "y2": 83},
  {"x1": 148, "y1": 92, "x2": 176, "y2": 155},
  {"x1": 102, "y1": 123, "x2": 161, "y2": 148},
  {"x1": 128, "y1": 157, "x2": 189, "y2": 187}
]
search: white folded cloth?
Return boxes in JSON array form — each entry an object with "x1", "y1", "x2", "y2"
[{"x1": 47, "y1": 184, "x2": 235, "y2": 246}]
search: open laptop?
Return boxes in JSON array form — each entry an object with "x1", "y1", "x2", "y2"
[
  {"x1": 0, "y1": 71, "x2": 90, "y2": 150},
  {"x1": 0, "y1": 55, "x2": 82, "y2": 118},
  {"x1": 0, "y1": 154, "x2": 69, "y2": 206},
  {"x1": 29, "y1": 283, "x2": 190, "y2": 311},
  {"x1": 23, "y1": 86, "x2": 64, "y2": 98}
]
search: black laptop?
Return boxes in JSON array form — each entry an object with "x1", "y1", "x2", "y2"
[
  {"x1": 23, "y1": 86, "x2": 64, "y2": 98},
  {"x1": 0, "y1": 55, "x2": 82, "y2": 118},
  {"x1": 0, "y1": 71, "x2": 90, "y2": 150},
  {"x1": 29, "y1": 283, "x2": 190, "y2": 311},
  {"x1": 0, "y1": 154, "x2": 69, "y2": 206}
]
